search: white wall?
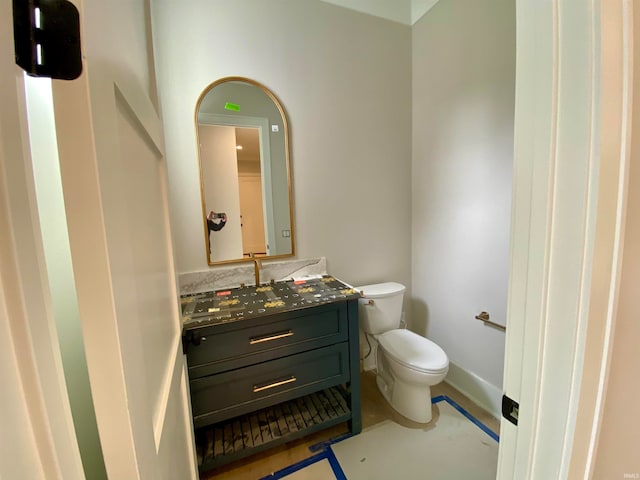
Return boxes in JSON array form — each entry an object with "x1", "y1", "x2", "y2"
[
  {"x1": 152, "y1": 0, "x2": 412, "y2": 290},
  {"x1": 411, "y1": 0, "x2": 515, "y2": 401}
]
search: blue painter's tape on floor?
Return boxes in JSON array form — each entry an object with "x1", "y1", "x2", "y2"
[
  {"x1": 258, "y1": 451, "x2": 330, "y2": 480},
  {"x1": 259, "y1": 394, "x2": 498, "y2": 479},
  {"x1": 308, "y1": 431, "x2": 354, "y2": 452},
  {"x1": 326, "y1": 447, "x2": 348, "y2": 480}
]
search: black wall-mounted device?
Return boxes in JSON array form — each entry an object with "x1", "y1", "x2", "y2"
[{"x1": 13, "y1": 0, "x2": 82, "y2": 80}]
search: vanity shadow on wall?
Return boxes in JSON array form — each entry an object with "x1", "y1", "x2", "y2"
[{"x1": 181, "y1": 277, "x2": 362, "y2": 472}]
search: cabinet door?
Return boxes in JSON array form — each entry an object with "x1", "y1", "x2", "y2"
[
  {"x1": 187, "y1": 303, "x2": 349, "y2": 378},
  {"x1": 190, "y1": 343, "x2": 350, "y2": 428}
]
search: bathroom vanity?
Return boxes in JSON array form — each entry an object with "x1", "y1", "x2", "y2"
[{"x1": 181, "y1": 276, "x2": 362, "y2": 472}]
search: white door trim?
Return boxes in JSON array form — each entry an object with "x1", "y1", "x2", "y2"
[
  {"x1": 568, "y1": 0, "x2": 635, "y2": 476},
  {"x1": 53, "y1": 66, "x2": 198, "y2": 477},
  {"x1": 499, "y1": 0, "x2": 635, "y2": 478},
  {"x1": 0, "y1": 38, "x2": 84, "y2": 480},
  {"x1": 50, "y1": 0, "x2": 199, "y2": 475}
]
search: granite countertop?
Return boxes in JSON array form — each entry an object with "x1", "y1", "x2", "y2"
[{"x1": 181, "y1": 275, "x2": 360, "y2": 331}]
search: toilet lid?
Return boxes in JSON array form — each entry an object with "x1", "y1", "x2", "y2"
[
  {"x1": 355, "y1": 282, "x2": 405, "y2": 299},
  {"x1": 377, "y1": 329, "x2": 449, "y2": 373}
]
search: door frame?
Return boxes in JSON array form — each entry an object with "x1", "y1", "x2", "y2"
[
  {"x1": 498, "y1": 0, "x2": 634, "y2": 478},
  {"x1": 2, "y1": 0, "x2": 198, "y2": 477},
  {"x1": 51, "y1": 39, "x2": 198, "y2": 480},
  {"x1": 0, "y1": 32, "x2": 84, "y2": 480}
]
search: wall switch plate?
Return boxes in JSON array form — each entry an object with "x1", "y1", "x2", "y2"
[
  {"x1": 282, "y1": 229, "x2": 290, "y2": 237},
  {"x1": 271, "y1": 125, "x2": 279, "y2": 132}
]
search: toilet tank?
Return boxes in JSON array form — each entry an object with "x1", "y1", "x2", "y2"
[{"x1": 356, "y1": 282, "x2": 406, "y2": 335}]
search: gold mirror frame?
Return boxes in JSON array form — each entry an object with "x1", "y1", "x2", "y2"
[{"x1": 195, "y1": 77, "x2": 295, "y2": 266}]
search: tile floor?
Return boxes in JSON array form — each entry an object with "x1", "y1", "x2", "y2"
[{"x1": 200, "y1": 371, "x2": 500, "y2": 480}]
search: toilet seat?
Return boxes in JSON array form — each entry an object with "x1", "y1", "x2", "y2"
[{"x1": 377, "y1": 329, "x2": 449, "y2": 374}]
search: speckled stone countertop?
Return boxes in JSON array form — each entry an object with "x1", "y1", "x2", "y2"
[{"x1": 181, "y1": 275, "x2": 360, "y2": 331}]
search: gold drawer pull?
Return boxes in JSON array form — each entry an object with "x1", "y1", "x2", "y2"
[
  {"x1": 249, "y1": 330, "x2": 294, "y2": 345},
  {"x1": 253, "y1": 376, "x2": 297, "y2": 393}
]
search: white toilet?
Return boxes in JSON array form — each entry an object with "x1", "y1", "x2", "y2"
[{"x1": 356, "y1": 282, "x2": 449, "y2": 423}]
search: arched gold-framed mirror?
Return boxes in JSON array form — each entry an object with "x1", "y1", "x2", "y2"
[{"x1": 195, "y1": 77, "x2": 295, "y2": 266}]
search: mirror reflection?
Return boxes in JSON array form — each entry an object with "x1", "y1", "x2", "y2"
[{"x1": 196, "y1": 77, "x2": 294, "y2": 265}]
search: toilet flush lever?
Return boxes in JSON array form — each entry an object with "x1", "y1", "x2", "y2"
[{"x1": 357, "y1": 290, "x2": 374, "y2": 305}]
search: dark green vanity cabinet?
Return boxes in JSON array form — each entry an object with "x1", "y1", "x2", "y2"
[{"x1": 181, "y1": 277, "x2": 361, "y2": 472}]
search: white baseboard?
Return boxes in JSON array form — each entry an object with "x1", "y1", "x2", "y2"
[{"x1": 444, "y1": 361, "x2": 502, "y2": 420}]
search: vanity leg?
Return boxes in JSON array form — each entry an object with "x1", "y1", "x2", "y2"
[{"x1": 347, "y1": 299, "x2": 362, "y2": 434}]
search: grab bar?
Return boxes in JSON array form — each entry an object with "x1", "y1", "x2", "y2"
[{"x1": 475, "y1": 311, "x2": 506, "y2": 332}]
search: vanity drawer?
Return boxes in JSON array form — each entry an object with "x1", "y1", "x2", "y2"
[
  {"x1": 190, "y1": 342, "x2": 349, "y2": 428},
  {"x1": 186, "y1": 302, "x2": 349, "y2": 378}
]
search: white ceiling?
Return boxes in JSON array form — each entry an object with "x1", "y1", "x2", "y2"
[{"x1": 318, "y1": 0, "x2": 440, "y2": 25}]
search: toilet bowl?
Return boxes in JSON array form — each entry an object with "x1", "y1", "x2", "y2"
[{"x1": 357, "y1": 282, "x2": 449, "y2": 423}]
